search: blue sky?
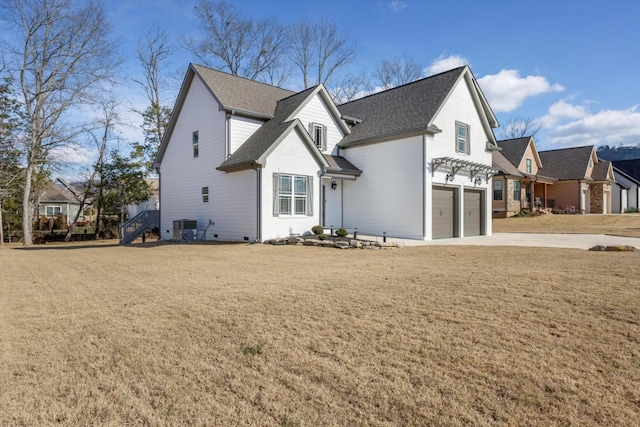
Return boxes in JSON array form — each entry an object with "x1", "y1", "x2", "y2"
[{"x1": 9, "y1": 0, "x2": 640, "y2": 167}]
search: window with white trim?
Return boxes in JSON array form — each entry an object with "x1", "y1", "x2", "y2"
[
  {"x1": 273, "y1": 174, "x2": 313, "y2": 216},
  {"x1": 526, "y1": 158, "x2": 532, "y2": 174},
  {"x1": 46, "y1": 206, "x2": 62, "y2": 216},
  {"x1": 309, "y1": 123, "x2": 327, "y2": 151},
  {"x1": 456, "y1": 121, "x2": 470, "y2": 154},
  {"x1": 192, "y1": 130, "x2": 199, "y2": 158},
  {"x1": 493, "y1": 180, "x2": 503, "y2": 201},
  {"x1": 202, "y1": 186, "x2": 209, "y2": 203}
]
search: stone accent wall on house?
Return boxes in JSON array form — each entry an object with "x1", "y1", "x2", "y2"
[
  {"x1": 590, "y1": 183, "x2": 604, "y2": 214},
  {"x1": 506, "y1": 179, "x2": 522, "y2": 214}
]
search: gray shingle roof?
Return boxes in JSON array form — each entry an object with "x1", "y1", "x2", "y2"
[
  {"x1": 323, "y1": 154, "x2": 362, "y2": 176},
  {"x1": 40, "y1": 181, "x2": 78, "y2": 203},
  {"x1": 496, "y1": 137, "x2": 531, "y2": 168},
  {"x1": 218, "y1": 86, "x2": 321, "y2": 170},
  {"x1": 591, "y1": 161, "x2": 612, "y2": 181},
  {"x1": 612, "y1": 159, "x2": 640, "y2": 180},
  {"x1": 492, "y1": 151, "x2": 523, "y2": 177},
  {"x1": 337, "y1": 66, "x2": 466, "y2": 145},
  {"x1": 192, "y1": 64, "x2": 294, "y2": 118},
  {"x1": 538, "y1": 146, "x2": 595, "y2": 180}
]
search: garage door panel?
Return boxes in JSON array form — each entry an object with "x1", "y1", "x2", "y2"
[
  {"x1": 432, "y1": 187, "x2": 456, "y2": 239},
  {"x1": 464, "y1": 190, "x2": 482, "y2": 237}
]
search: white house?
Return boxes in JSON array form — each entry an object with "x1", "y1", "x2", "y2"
[
  {"x1": 125, "y1": 178, "x2": 159, "y2": 219},
  {"x1": 611, "y1": 165, "x2": 640, "y2": 213},
  {"x1": 153, "y1": 63, "x2": 500, "y2": 242}
]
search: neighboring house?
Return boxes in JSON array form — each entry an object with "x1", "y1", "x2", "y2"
[
  {"x1": 154, "y1": 63, "x2": 500, "y2": 242},
  {"x1": 538, "y1": 146, "x2": 614, "y2": 214},
  {"x1": 493, "y1": 141, "x2": 615, "y2": 215},
  {"x1": 125, "y1": 178, "x2": 159, "y2": 219},
  {"x1": 491, "y1": 136, "x2": 557, "y2": 217},
  {"x1": 38, "y1": 178, "x2": 84, "y2": 225},
  {"x1": 610, "y1": 159, "x2": 640, "y2": 212}
]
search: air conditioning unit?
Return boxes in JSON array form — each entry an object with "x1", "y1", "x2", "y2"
[{"x1": 173, "y1": 219, "x2": 198, "y2": 241}]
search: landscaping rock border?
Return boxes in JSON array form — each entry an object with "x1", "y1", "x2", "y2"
[
  {"x1": 263, "y1": 236, "x2": 402, "y2": 249},
  {"x1": 588, "y1": 245, "x2": 637, "y2": 252}
]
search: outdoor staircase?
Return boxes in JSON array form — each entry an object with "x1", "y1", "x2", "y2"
[{"x1": 119, "y1": 210, "x2": 159, "y2": 244}]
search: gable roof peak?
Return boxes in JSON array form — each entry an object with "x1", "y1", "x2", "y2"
[{"x1": 190, "y1": 63, "x2": 295, "y2": 118}]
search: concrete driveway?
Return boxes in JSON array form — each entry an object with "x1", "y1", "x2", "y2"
[{"x1": 365, "y1": 233, "x2": 640, "y2": 250}]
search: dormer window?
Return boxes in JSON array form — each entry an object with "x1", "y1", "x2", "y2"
[
  {"x1": 456, "y1": 121, "x2": 470, "y2": 154},
  {"x1": 310, "y1": 123, "x2": 327, "y2": 151}
]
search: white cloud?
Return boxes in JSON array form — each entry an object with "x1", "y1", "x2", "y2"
[
  {"x1": 387, "y1": 1, "x2": 408, "y2": 12},
  {"x1": 477, "y1": 69, "x2": 564, "y2": 113},
  {"x1": 423, "y1": 54, "x2": 469, "y2": 77},
  {"x1": 546, "y1": 105, "x2": 640, "y2": 148},
  {"x1": 377, "y1": 1, "x2": 408, "y2": 13},
  {"x1": 540, "y1": 99, "x2": 589, "y2": 128},
  {"x1": 50, "y1": 145, "x2": 97, "y2": 166}
]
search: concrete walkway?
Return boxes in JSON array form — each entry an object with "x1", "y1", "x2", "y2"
[{"x1": 359, "y1": 233, "x2": 640, "y2": 250}]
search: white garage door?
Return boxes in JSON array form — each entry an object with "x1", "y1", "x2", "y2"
[
  {"x1": 432, "y1": 186, "x2": 456, "y2": 239},
  {"x1": 464, "y1": 189, "x2": 482, "y2": 237}
]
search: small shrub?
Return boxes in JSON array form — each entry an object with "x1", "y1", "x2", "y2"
[
  {"x1": 624, "y1": 207, "x2": 638, "y2": 213},
  {"x1": 241, "y1": 344, "x2": 263, "y2": 356},
  {"x1": 335, "y1": 227, "x2": 348, "y2": 237},
  {"x1": 317, "y1": 233, "x2": 328, "y2": 241},
  {"x1": 311, "y1": 225, "x2": 324, "y2": 235}
]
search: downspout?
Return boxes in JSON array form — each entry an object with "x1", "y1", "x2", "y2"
[{"x1": 252, "y1": 163, "x2": 261, "y2": 242}]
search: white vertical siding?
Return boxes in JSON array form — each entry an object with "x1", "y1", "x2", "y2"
[
  {"x1": 229, "y1": 115, "x2": 264, "y2": 155},
  {"x1": 426, "y1": 76, "x2": 495, "y2": 238},
  {"x1": 342, "y1": 135, "x2": 424, "y2": 239},
  {"x1": 291, "y1": 94, "x2": 345, "y2": 155},
  {"x1": 261, "y1": 128, "x2": 322, "y2": 239},
  {"x1": 322, "y1": 178, "x2": 342, "y2": 228},
  {"x1": 159, "y1": 75, "x2": 257, "y2": 241}
]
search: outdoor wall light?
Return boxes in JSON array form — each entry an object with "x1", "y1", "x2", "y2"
[
  {"x1": 474, "y1": 176, "x2": 483, "y2": 185},
  {"x1": 445, "y1": 173, "x2": 454, "y2": 182},
  {"x1": 331, "y1": 181, "x2": 337, "y2": 190}
]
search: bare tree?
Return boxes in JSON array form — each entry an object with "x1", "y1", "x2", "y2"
[
  {"x1": 186, "y1": 0, "x2": 288, "y2": 84},
  {"x1": 373, "y1": 54, "x2": 421, "y2": 89},
  {"x1": 329, "y1": 72, "x2": 372, "y2": 104},
  {"x1": 287, "y1": 19, "x2": 314, "y2": 88},
  {"x1": 2, "y1": 0, "x2": 121, "y2": 245},
  {"x1": 288, "y1": 18, "x2": 358, "y2": 89},
  {"x1": 132, "y1": 27, "x2": 175, "y2": 172},
  {"x1": 64, "y1": 96, "x2": 119, "y2": 241},
  {"x1": 500, "y1": 116, "x2": 543, "y2": 140}
]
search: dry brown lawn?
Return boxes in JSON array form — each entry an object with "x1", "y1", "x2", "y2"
[
  {"x1": 1, "y1": 241, "x2": 639, "y2": 426},
  {"x1": 493, "y1": 213, "x2": 640, "y2": 238}
]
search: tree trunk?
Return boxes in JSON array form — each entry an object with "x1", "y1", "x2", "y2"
[
  {"x1": 0, "y1": 199, "x2": 4, "y2": 248},
  {"x1": 22, "y1": 162, "x2": 34, "y2": 246}
]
